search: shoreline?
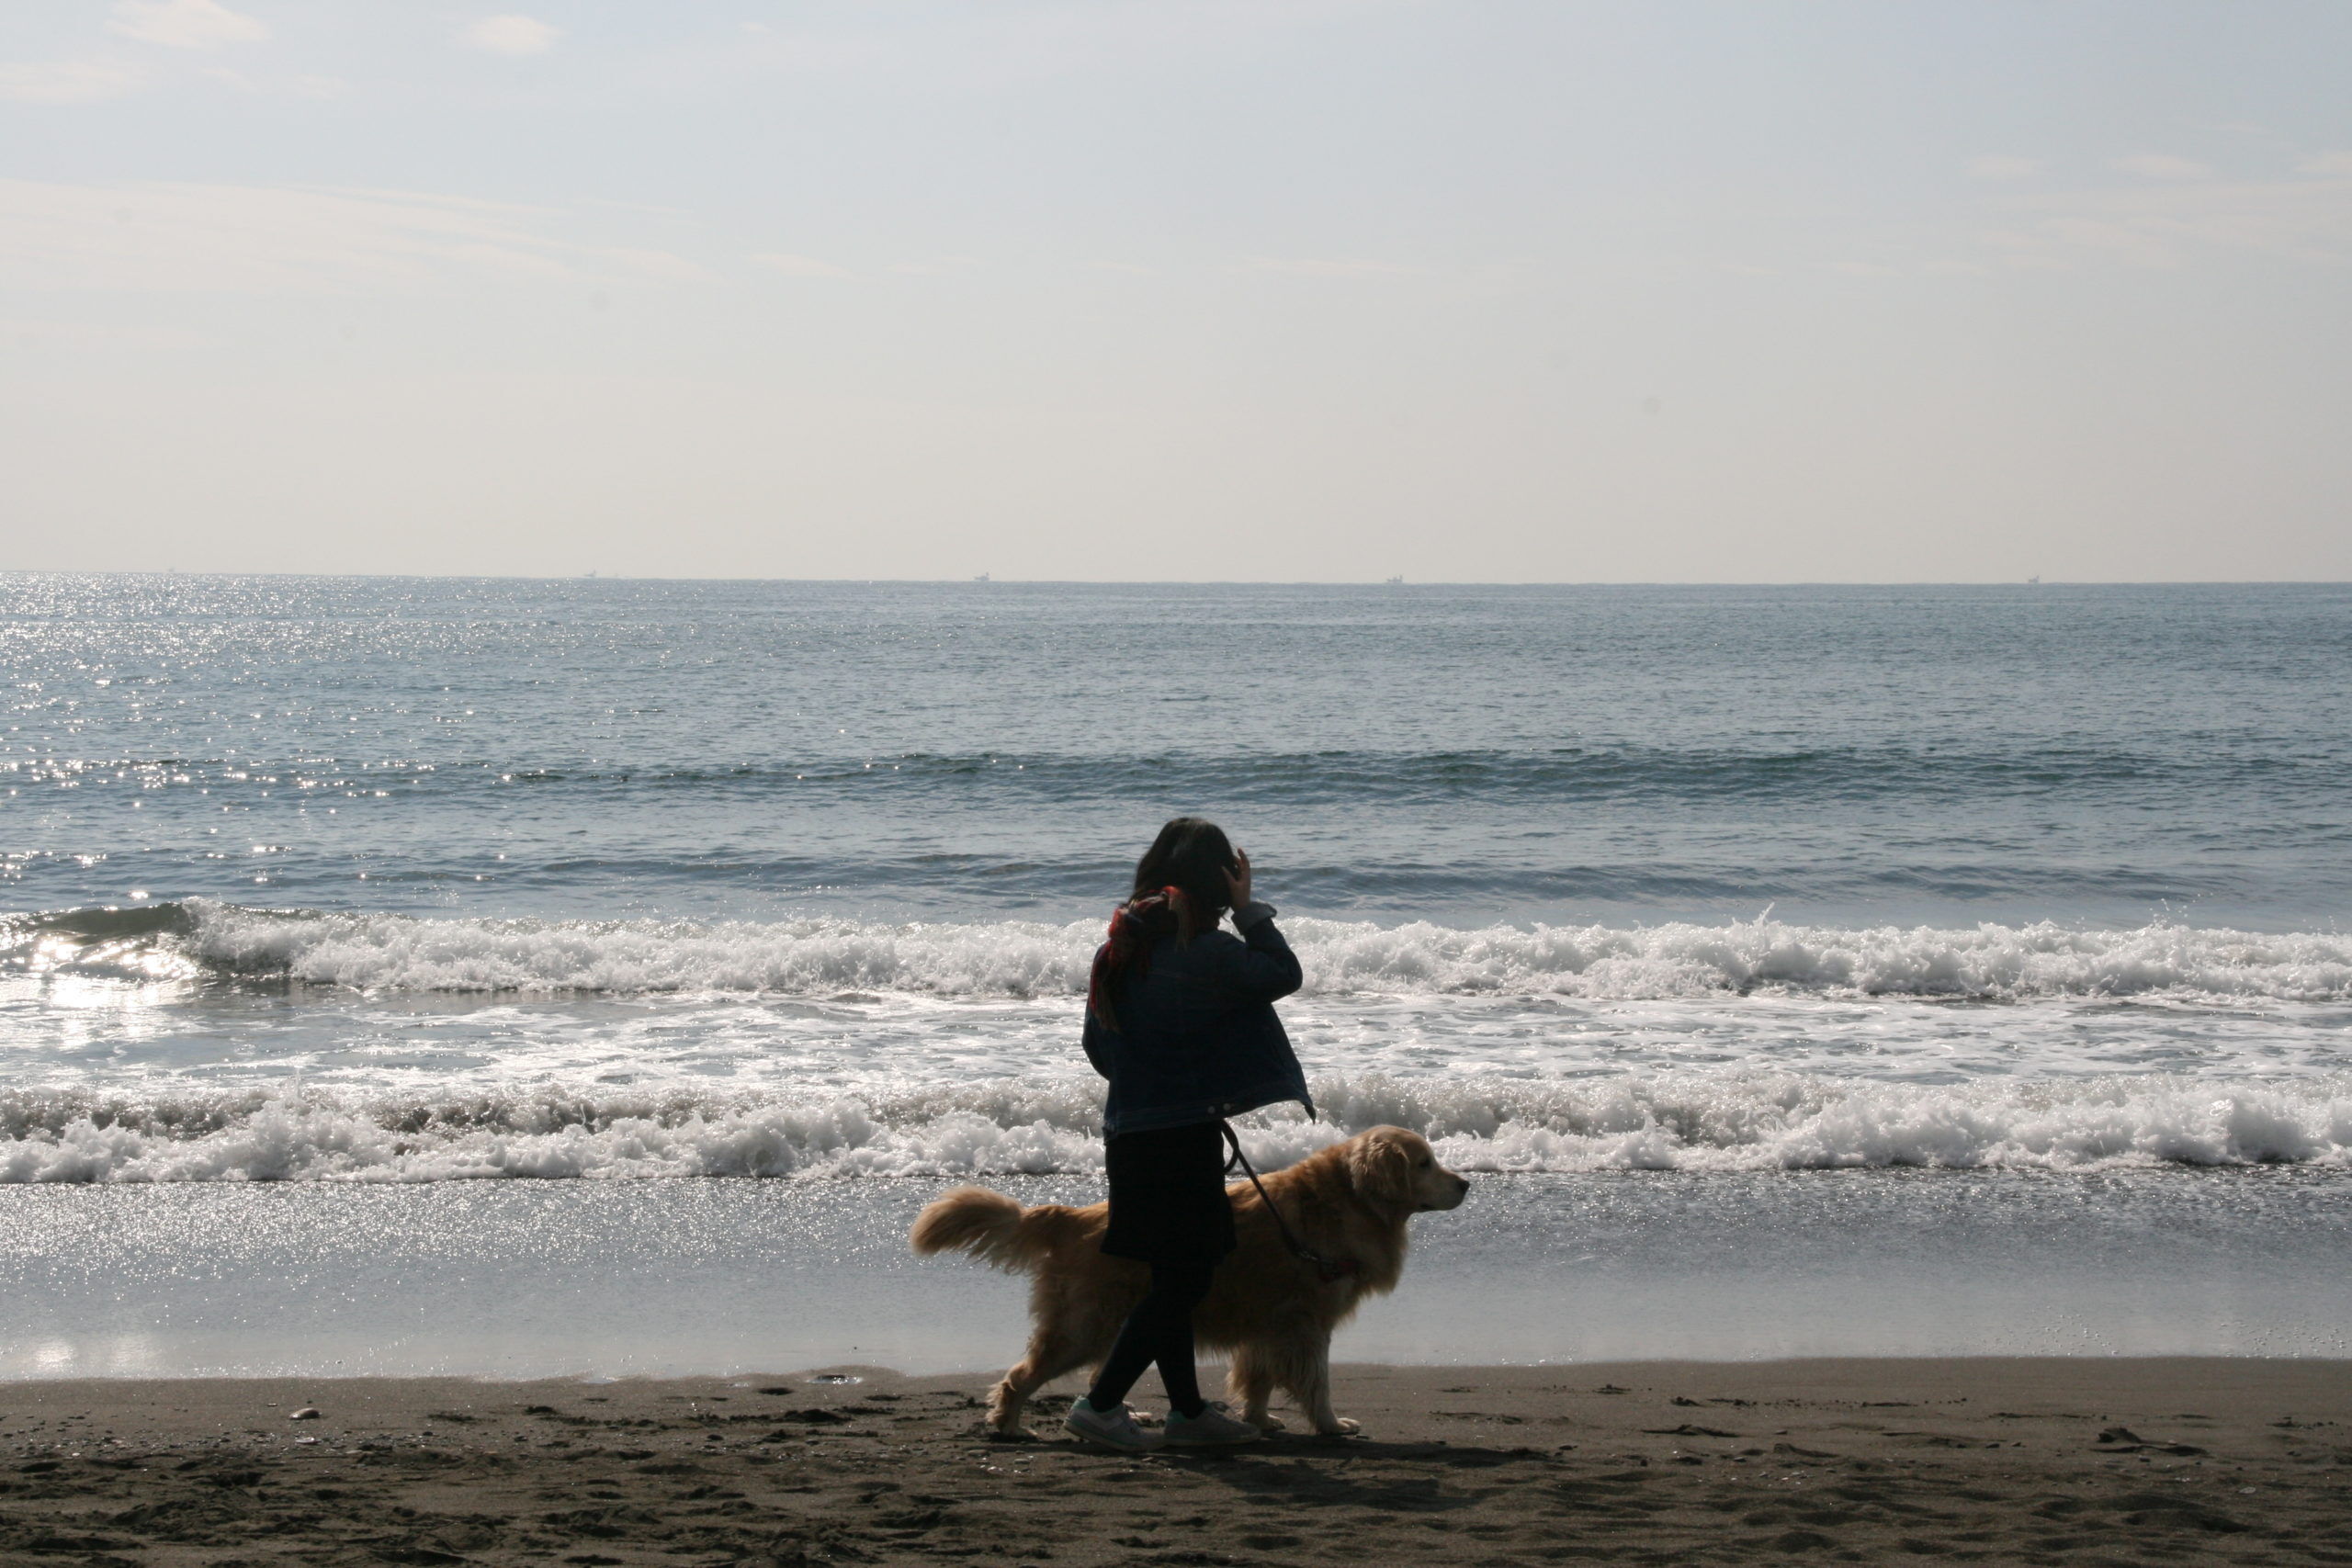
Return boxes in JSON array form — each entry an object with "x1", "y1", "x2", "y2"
[
  {"x1": 12, "y1": 1171, "x2": 2348, "y2": 1379},
  {"x1": 7, "y1": 1359, "x2": 2347, "y2": 1564},
  {"x1": 10, "y1": 1349, "x2": 2352, "y2": 1386}
]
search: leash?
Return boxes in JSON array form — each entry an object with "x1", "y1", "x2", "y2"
[{"x1": 1219, "y1": 1121, "x2": 1359, "y2": 1282}]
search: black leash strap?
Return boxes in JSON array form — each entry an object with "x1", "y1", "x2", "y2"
[{"x1": 1219, "y1": 1120, "x2": 1357, "y2": 1281}]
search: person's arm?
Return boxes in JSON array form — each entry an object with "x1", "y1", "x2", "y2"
[
  {"x1": 1220, "y1": 899, "x2": 1304, "y2": 1001},
  {"x1": 1215, "y1": 847, "x2": 1302, "y2": 1000},
  {"x1": 1080, "y1": 1009, "x2": 1117, "y2": 1079}
]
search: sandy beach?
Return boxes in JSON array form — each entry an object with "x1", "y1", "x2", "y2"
[{"x1": 4, "y1": 1358, "x2": 2346, "y2": 1565}]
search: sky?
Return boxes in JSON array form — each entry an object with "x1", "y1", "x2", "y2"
[{"x1": 3, "y1": 1, "x2": 2349, "y2": 582}]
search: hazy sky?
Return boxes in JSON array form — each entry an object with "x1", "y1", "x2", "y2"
[{"x1": 4, "y1": 1, "x2": 2348, "y2": 581}]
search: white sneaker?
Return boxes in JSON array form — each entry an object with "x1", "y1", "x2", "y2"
[
  {"x1": 1063, "y1": 1397, "x2": 1161, "y2": 1451},
  {"x1": 1161, "y1": 1403, "x2": 1261, "y2": 1448}
]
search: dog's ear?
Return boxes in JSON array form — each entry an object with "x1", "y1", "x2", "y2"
[{"x1": 1346, "y1": 1129, "x2": 1415, "y2": 1208}]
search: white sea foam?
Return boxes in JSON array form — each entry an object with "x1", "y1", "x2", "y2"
[
  {"x1": 170, "y1": 901, "x2": 2352, "y2": 1003},
  {"x1": 4, "y1": 1070, "x2": 2346, "y2": 1183}
]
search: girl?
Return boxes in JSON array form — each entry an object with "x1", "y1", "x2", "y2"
[{"x1": 1064, "y1": 818, "x2": 1313, "y2": 1450}]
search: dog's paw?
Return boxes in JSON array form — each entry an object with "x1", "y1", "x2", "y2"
[
  {"x1": 1311, "y1": 1417, "x2": 1363, "y2": 1438},
  {"x1": 973, "y1": 1422, "x2": 1036, "y2": 1443},
  {"x1": 1249, "y1": 1414, "x2": 1286, "y2": 1433}
]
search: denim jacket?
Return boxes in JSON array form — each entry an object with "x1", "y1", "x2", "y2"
[{"x1": 1080, "y1": 902, "x2": 1314, "y2": 1138}]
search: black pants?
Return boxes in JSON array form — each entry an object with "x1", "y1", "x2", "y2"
[
  {"x1": 1087, "y1": 1258, "x2": 1215, "y2": 1418},
  {"x1": 1100, "y1": 1121, "x2": 1237, "y2": 1264}
]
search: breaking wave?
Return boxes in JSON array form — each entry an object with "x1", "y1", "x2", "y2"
[
  {"x1": 8, "y1": 900, "x2": 2352, "y2": 1004},
  {"x1": 3, "y1": 1070, "x2": 2346, "y2": 1183}
]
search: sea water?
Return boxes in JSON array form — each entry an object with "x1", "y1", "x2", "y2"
[{"x1": 3, "y1": 577, "x2": 2348, "y2": 1373}]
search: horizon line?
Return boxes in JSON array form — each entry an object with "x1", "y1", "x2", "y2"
[{"x1": 4, "y1": 570, "x2": 2346, "y2": 590}]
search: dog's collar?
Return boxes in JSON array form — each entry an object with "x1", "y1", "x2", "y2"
[
  {"x1": 1306, "y1": 1191, "x2": 1381, "y2": 1281},
  {"x1": 1218, "y1": 1121, "x2": 1364, "y2": 1284},
  {"x1": 1306, "y1": 1250, "x2": 1360, "y2": 1282}
]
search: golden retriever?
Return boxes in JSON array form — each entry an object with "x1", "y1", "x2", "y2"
[{"x1": 910, "y1": 1125, "x2": 1469, "y2": 1437}]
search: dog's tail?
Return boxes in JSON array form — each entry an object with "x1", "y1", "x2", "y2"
[{"x1": 910, "y1": 1187, "x2": 1068, "y2": 1274}]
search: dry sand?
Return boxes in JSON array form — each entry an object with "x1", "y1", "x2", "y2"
[{"x1": 3, "y1": 1359, "x2": 2346, "y2": 1566}]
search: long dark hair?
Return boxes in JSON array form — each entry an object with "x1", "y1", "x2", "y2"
[
  {"x1": 1086, "y1": 817, "x2": 1237, "y2": 1030},
  {"x1": 1130, "y1": 816, "x2": 1236, "y2": 932}
]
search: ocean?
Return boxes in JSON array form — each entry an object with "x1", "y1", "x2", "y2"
[{"x1": 4, "y1": 576, "x2": 2349, "y2": 1375}]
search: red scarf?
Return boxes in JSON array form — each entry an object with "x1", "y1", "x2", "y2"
[{"x1": 1086, "y1": 885, "x2": 1189, "y2": 1031}]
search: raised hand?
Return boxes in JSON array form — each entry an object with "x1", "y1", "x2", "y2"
[{"x1": 1224, "y1": 846, "x2": 1252, "y2": 911}]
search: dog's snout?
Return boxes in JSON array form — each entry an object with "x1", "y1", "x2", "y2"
[{"x1": 1419, "y1": 1167, "x2": 1470, "y2": 1211}]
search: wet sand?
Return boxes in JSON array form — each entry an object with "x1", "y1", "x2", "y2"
[
  {"x1": 16, "y1": 1172, "x2": 2350, "y2": 1381},
  {"x1": 4, "y1": 1359, "x2": 2347, "y2": 1565}
]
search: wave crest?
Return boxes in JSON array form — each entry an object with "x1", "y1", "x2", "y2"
[
  {"x1": 9, "y1": 901, "x2": 2336, "y2": 1003},
  {"x1": 3, "y1": 1071, "x2": 2346, "y2": 1182},
  {"x1": 11, "y1": 902, "x2": 2352, "y2": 1003}
]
